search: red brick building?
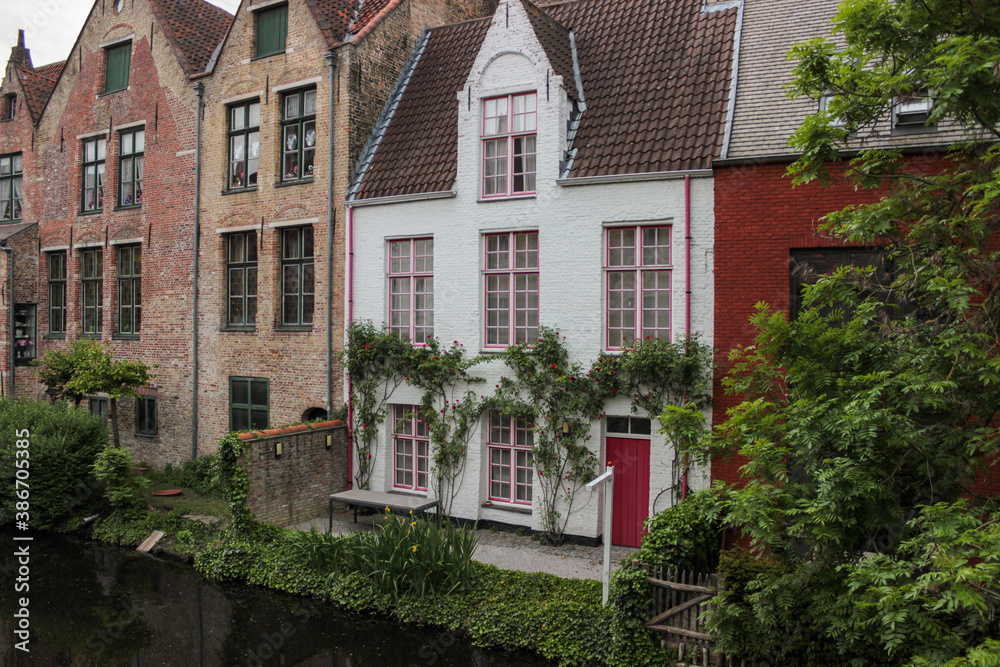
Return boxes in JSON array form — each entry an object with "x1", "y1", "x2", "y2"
[
  {"x1": 0, "y1": 0, "x2": 496, "y2": 465},
  {"x1": 711, "y1": 0, "x2": 995, "y2": 496}
]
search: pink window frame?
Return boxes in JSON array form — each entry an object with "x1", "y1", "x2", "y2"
[
  {"x1": 604, "y1": 225, "x2": 673, "y2": 350},
  {"x1": 481, "y1": 92, "x2": 537, "y2": 198},
  {"x1": 487, "y1": 411, "x2": 534, "y2": 505},
  {"x1": 387, "y1": 237, "x2": 434, "y2": 345},
  {"x1": 483, "y1": 231, "x2": 539, "y2": 348},
  {"x1": 392, "y1": 405, "x2": 429, "y2": 492}
]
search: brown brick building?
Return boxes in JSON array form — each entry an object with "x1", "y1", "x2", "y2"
[{"x1": 0, "y1": 0, "x2": 495, "y2": 465}]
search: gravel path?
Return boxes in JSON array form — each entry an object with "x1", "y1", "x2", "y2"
[{"x1": 288, "y1": 511, "x2": 637, "y2": 581}]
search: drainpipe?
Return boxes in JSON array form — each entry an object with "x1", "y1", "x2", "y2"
[
  {"x1": 346, "y1": 204, "x2": 354, "y2": 489},
  {"x1": 1, "y1": 242, "x2": 13, "y2": 398},
  {"x1": 192, "y1": 82, "x2": 204, "y2": 460},
  {"x1": 681, "y1": 174, "x2": 692, "y2": 501},
  {"x1": 325, "y1": 50, "x2": 337, "y2": 418}
]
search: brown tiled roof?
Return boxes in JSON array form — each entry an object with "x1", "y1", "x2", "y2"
[
  {"x1": 19, "y1": 62, "x2": 64, "y2": 123},
  {"x1": 148, "y1": 0, "x2": 234, "y2": 76},
  {"x1": 547, "y1": 0, "x2": 737, "y2": 176},
  {"x1": 354, "y1": 18, "x2": 491, "y2": 199},
  {"x1": 0, "y1": 221, "x2": 37, "y2": 242},
  {"x1": 521, "y1": 0, "x2": 577, "y2": 101},
  {"x1": 303, "y1": 0, "x2": 358, "y2": 47},
  {"x1": 353, "y1": 0, "x2": 395, "y2": 38},
  {"x1": 353, "y1": 0, "x2": 738, "y2": 199}
]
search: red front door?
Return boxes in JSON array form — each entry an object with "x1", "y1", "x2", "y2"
[{"x1": 606, "y1": 437, "x2": 650, "y2": 547}]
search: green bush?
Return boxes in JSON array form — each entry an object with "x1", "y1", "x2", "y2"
[
  {"x1": 290, "y1": 510, "x2": 479, "y2": 599},
  {"x1": 0, "y1": 399, "x2": 107, "y2": 529},
  {"x1": 149, "y1": 454, "x2": 220, "y2": 496},
  {"x1": 606, "y1": 563, "x2": 670, "y2": 667},
  {"x1": 93, "y1": 446, "x2": 147, "y2": 513},
  {"x1": 635, "y1": 488, "x2": 724, "y2": 572}
]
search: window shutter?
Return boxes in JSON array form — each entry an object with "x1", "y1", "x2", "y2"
[
  {"x1": 256, "y1": 6, "x2": 288, "y2": 58},
  {"x1": 105, "y1": 43, "x2": 131, "y2": 93}
]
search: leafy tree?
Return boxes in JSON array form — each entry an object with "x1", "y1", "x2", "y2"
[
  {"x1": 693, "y1": 1, "x2": 1000, "y2": 664},
  {"x1": 34, "y1": 339, "x2": 154, "y2": 448}
]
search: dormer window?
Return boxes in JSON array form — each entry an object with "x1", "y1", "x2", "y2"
[
  {"x1": 894, "y1": 91, "x2": 933, "y2": 128},
  {"x1": 255, "y1": 4, "x2": 288, "y2": 59},
  {"x1": 818, "y1": 94, "x2": 845, "y2": 128},
  {"x1": 482, "y1": 92, "x2": 537, "y2": 198}
]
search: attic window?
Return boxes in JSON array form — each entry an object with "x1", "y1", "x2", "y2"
[
  {"x1": 255, "y1": 4, "x2": 288, "y2": 59},
  {"x1": 482, "y1": 92, "x2": 537, "y2": 198},
  {"x1": 817, "y1": 94, "x2": 845, "y2": 128},
  {"x1": 3, "y1": 94, "x2": 15, "y2": 121},
  {"x1": 104, "y1": 41, "x2": 131, "y2": 94},
  {"x1": 894, "y1": 91, "x2": 933, "y2": 129}
]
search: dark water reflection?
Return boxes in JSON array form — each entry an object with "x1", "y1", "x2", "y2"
[{"x1": 0, "y1": 531, "x2": 550, "y2": 667}]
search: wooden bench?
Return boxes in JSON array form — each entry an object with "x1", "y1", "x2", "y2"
[{"x1": 328, "y1": 489, "x2": 440, "y2": 531}]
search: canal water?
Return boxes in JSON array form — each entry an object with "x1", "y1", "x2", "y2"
[{"x1": 0, "y1": 531, "x2": 550, "y2": 666}]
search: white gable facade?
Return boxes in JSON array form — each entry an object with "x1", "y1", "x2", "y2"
[{"x1": 348, "y1": 0, "x2": 716, "y2": 543}]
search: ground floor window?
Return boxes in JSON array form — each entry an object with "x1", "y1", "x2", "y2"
[
  {"x1": 230, "y1": 377, "x2": 268, "y2": 431},
  {"x1": 136, "y1": 396, "x2": 157, "y2": 435},
  {"x1": 487, "y1": 411, "x2": 533, "y2": 504},
  {"x1": 89, "y1": 397, "x2": 108, "y2": 422},
  {"x1": 392, "y1": 405, "x2": 428, "y2": 491}
]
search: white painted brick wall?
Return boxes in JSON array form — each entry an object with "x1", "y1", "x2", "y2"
[{"x1": 349, "y1": 0, "x2": 715, "y2": 540}]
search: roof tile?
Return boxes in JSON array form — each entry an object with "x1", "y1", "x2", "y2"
[
  {"x1": 148, "y1": 0, "x2": 233, "y2": 76},
  {"x1": 354, "y1": 0, "x2": 737, "y2": 198}
]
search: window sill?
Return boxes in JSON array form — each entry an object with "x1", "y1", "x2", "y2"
[
  {"x1": 220, "y1": 326, "x2": 258, "y2": 333},
  {"x1": 274, "y1": 178, "x2": 315, "y2": 189},
  {"x1": 115, "y1": 204, "x2": 142, "y2": 212},
  {"x1": 276, "y1": 325, "x2": 313, "y2": 332},
  {"x1": 389, "y1": 489, "x2": 429, "y2": 498},
  {"x1": 113, "y1": 334, "x2": 140, "y2": 341},
  {"x1": 14, "y1": 361, "x2": 36, "y2": 367},
  {"x1": 1, "y1": 219, "x2": 24, "y2": 224},
  {"x1": 77, "y1": 209, "x2": 104, "y2": 217},
  {"x1": 891, "y1": 123, "x2": 938, "y2": 136},
  {"x1": 222, "y1": 187, "x2": 258, "y2": 196},
  {"x1": 135, "y1": 433, "x2": 158, "y2": 439},
  {"x1": 477, "y1": 194, "x2": 536, "y2": 203},
  {"x1": 251, "y1": 50, "x2": 288, "y2": 62},
  {"x1": 43, "y1": 334, "x2": 66, "y2": 340},
  {"x1": 482, "y1": 501, "x2": 531, "y2": 515},
  {"x1": 98, "y1": 88, "x2": 129, "y2": 98},
  {"x1": 80, "y1": 334, "x2": 102, "y2": 340}
]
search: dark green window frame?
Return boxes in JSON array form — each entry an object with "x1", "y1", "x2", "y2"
[
  {"x1": 104, "y1": 41, "x2": 131, "y2": 94},
  {"x1": 3, "y1": 94, "x2": 15, "y2": 121},
  {"x1": 89, "y1": 397, "x2": 108, "y2": 422},
  {"x1": 118, "y1": 127, "x2": 144, "y2": 207},
  {"x1": 228, "y1": 100, "x2": 260, "y2": 190},
  {"x1": 255, "y1": 5, "x2": 288, "y2": 59},
  {"x1": 0, "y1": 152, "x2": 22, "y2": 221},
  {"x1": 229, "y1": 377, "x2": 268, "y2": 432},
  {"x1": 48, "y1": 251, "x2": 66, "y2": 334},
  {"x1": 280, "y1": 226, "x2": 314, "y2": 327},
  {"x1": 280, "y1": 88, "x2": 317, "y2": 182},
  {"x1": 81, "y1": 248, "x2": 103, "y2": 335},
  {"x1": 117, "y1": 245, "x2": 141, "y2": 336},
  {"x1": 227, "y1": 231, "x2": 258, "y2": 327},
  {"x1": 136, "y1": 396, "x2": 157, "y2": 436},
  {"x1": 81, "y1": 137, "x2": 106, "y2": 212}
]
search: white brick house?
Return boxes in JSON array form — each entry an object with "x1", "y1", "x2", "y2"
[{"x1": 346, "y1": 0, "x2": 737, "y2": 544}]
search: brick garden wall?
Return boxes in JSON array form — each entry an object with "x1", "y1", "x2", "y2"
[{"x1": 239, "y1": 420, "x2": 348, "y2": 526}]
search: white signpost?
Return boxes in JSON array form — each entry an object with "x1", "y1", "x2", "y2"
[{"x1": 586, "y1": 464, "x2": 614, "y2": 604}]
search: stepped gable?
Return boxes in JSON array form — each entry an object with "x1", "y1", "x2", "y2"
[
  {"x1": 352, "y1": 0, "x2": 738, "y2": 199},
  {"x1": 148, "y1": 0, "x2": 235, "y2": 76}
]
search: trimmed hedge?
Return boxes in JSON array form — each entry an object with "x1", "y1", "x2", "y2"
[
  {"x1": 634, "y1": 488, "x2": 724, "y2": 573},
  {"x1": 0, "y1": 399, "x2": 107, "y2": 530}
]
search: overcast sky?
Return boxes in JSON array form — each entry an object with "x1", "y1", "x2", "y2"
[{"x1": 0, "y1": 0, "x2": 240, "y2": 68}]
